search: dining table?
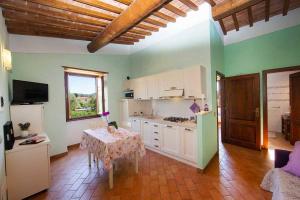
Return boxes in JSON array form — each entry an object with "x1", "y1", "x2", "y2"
[{"x1": 80, "y1": 127, "x2": 145, "y2": 189}]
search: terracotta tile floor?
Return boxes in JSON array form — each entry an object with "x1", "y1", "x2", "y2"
[{"x1": 29, "y1": 143, "x2": 273, "y2": 200}]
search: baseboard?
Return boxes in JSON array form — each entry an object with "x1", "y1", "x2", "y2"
[
  {"x1": 50, "y1": 152, "x2": 68, "y2": 161},
  {"x1": 50, "y1": 143, "x2": 80, "y2": 161},
  {"x1": 67, "y1": 143, "x2": 80, "y2": 150}
]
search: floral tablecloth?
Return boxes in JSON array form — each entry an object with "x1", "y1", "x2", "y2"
[{"x1": 80, "y1": 127, "x2": 145, "y2": 170}]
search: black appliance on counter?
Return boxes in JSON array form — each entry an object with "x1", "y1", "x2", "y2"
[{"x1": 3, "y1": 121, "x2": 15, "y2": 150}]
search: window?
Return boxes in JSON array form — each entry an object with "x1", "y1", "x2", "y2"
[{"x1": 64, "y1": 67, "x2": 108, "y2": 121}]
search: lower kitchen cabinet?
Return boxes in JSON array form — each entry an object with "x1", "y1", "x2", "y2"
[
  {"x1": 180, "y1": 127, "x2": 197, "y2": 163},
  {"x1": 130, "y1": 118, "x2": 141, "y2": 133},
  {"x1": 142, "y1": 121, "x2": 152, "y2": 146},
  {"x1": 161, "y1": 125, "x2": 180, "y2": 156},
  {"x1": 134, "y1": 117, "x2": 198, "y2": 167}
]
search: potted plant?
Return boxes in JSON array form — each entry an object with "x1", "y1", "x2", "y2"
[{"x1": 18, "y1": 122, "x2": 30, "y2": 137}]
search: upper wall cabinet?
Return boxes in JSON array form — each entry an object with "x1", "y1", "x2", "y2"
[
  {"x1": 160, "y1": 70, "x2": 184, "y2": 91},
  {"x1": 146, "y1": 75, "x2": 160, "y2": 100},
  {"x1": 132, "y1": 78, "x2": 147, "y2": 100},
  {"x1": 127, "y1": 66, "x2": 206, "y2": 100},
  {"x1": 183, "y1": 66, "x2": 205, "y2": 99}
]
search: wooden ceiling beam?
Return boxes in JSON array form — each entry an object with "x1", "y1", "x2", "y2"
[
  {"x1": 129, "y1": 29, "x2": 152, "y2": 36},
  {"x1": 203, "y1": 0, "x2": 216, "y2": 7},
  {"x1": 28, "y1": 0, "x2": 115, "y2": 21},
  {"x1": 136, "y1": 24, "x2": 159, "y2": 32},
  {"x1": 8, "y1": 27, "x2": 134, "y2": 45},
  {"x1": 122, "y1": 32, "x2": 145, "y2": 40},
  {"x1": 75, "y1": 0, "x2": 168, "y2": 27},
  {"x1": 87, "y1": 0, "x2": 171, "y2": 52},
  {"x1": 265, "y1": 0, "x2": 270, "y2": 21},
  {"x1": 0, "y1": 0, "x2": 153, "y2": 36},
  {"x1": 247, "y1": 7, "x2": 253, "y2": 27},
  {"x1": 5, "y1": 20, "x2": 97, "y2": 37},
  {"x1": 8, "y1": 28, "x2": 94, "y2": 41},
  {"x1": 3, "y1": 10, "x2": 102, "y2": 33},
  {"x1": 0, "y1": 0, "x2": 108, "y2": 27},
  {"x1": 232, "y1": 13, "x2": 239, "y2": 31},
  {"x1": 153, "y1": 12, "x2": 176, "y2": 22},
  {"x1": 164, "y1": 4, "x2": 186, "y2": 17},
  {"x1": 117, "y1": 36, "x2": 139, "y2": 43},
  {"x1": 74, "y1": 0, "x2": 123, "y2": 14},
  {"x1": 212, "y1": 0, "x2": 264, "y2": 20},
  {"x1": 114, "y1": 0, "x2": 176, "y2": 22},
  {"x1": 178, "y1": 0, "x2": 198, "y2": 11},
  {"x1": 283, "y1": 0, "x2": 290, "y2": 16},
  {"x1": 144, "y1": 18, "x2": 167, "y2": 27},
  {"x1": 7, "y1": 22, "x2": 138, "y2": 44},
  {"x1": 219, "y1": 19, "x2": 227, "y2": 35},
  {"x1": 114, "y1": 0, "x2": 131, "y2": 6},
  {"x1": 111, "y1": 40, "x2": 134, "y2": 45}
]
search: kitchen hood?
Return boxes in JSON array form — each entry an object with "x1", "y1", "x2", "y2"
[{"x1": 161, "y1": 89, "x2": 184, "y2": 98}]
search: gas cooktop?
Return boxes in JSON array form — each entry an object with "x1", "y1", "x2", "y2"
[{"x1": 163, "y1": 117, "x2": 189, "y2": 123}]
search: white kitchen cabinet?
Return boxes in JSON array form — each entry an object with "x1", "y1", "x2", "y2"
[
  {"x1": 146, "y1": 75, "x2": 160, "y2": 100},
  {"x1": 161, "y1": 125, "x2": 180, "y2": 156},
  {"x1": 6, "y1": 135, "x2": 50, "y2": 200},
  {"x1": 183, "y1": 66, "x2": 204, "y2": 99},
  {"x1": 130, "y1": 118, "x2": 141, "y2": 133},
  {"x1": 151, "y1": 123, "x2": 161, "y2": 150},
  {"x1": 132, "y1": 78, "x2": 147, "y2": 100},
  {"x1": 160, "y1": 70, "x2": 184, "y2": 91},
  {"x1": 180, "y1": 127, "x2": 197, "y2": 163},
  {"x1": 142, "y1": 121, "x2": 152, "y2": 146}
]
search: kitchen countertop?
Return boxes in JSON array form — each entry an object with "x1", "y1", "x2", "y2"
[{"x1": 129, "y1": 115, "x2": 197, "y2": 129}]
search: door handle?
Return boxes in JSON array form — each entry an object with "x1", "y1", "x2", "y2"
[{"x1": 255, "y1": 108, "x2": 260, "y2": 119}]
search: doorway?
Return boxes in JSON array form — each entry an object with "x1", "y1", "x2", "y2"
[
  {"x1": 216, "y1": 72, "x2": 225, "y2": 147},
  {"x1": 263, "y1": 66, "x2": 300, "y2": 150}
]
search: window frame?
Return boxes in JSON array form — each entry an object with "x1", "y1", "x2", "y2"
[{"x1": 64, "y1": 71, "x2": 105, "y2": 122}]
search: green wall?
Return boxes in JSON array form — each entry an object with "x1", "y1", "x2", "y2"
[
  {"x1": 129, "y1": 21, "x2": 211, "y2": 78},
  {"x1": 224, "y1": 24, "x2": 300, "y2": 76},
  {"x1": 11, "y1": 53, "x2": 130, "y2": 155},
  {"x1": 197, "y1": 112, "x2": 217, "y2": 169},
  {"x1": 0, "y1": 8, "x2": 10, "y2": 195}
]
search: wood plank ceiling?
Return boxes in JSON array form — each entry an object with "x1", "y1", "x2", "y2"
[
  {"x1": 213, "y1": 0, "x2": 300, "y2": 35},
  {"x1": 0, "y1": 0, "x2": 299, "y2": 51},
  {"x1": 0, "y1": 0, "x2": 206, "y2": 47}
]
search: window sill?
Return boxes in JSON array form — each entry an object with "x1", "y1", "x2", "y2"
[{"x1": 66, "y1": 115, "x2": 101, "y2": 122}]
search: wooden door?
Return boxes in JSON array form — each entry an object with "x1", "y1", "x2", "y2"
[
  {"x1": 224, "y1": 74, "x2": 260, "y2": 150},
  {"x1": 290, "y1": 72, "x2": 300, "y2": 145}
]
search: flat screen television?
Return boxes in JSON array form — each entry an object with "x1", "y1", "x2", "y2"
[{"x1": 12, "y1": 80, "x2": 48, "y2": 104}]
